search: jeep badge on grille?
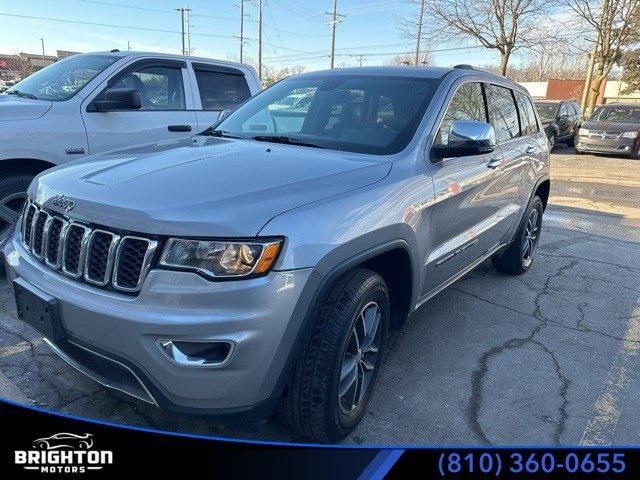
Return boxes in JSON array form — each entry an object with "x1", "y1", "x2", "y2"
[{"x1": 51, "y1": 194, "x2": 76, "y2": 213}]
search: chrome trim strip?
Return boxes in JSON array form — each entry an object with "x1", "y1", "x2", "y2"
[
  {"x1": 84, "y1": 229, "x2": 121, "y2": 286},
  {"x1": 112, "y1": 236, "x2": 158, "y2": 292},
  {"x1": 20, "y1": 200, "x2": 33, "y2": 248},
  {"x1": 426, "y1": 203, "x2": 520, "y2": 266},
  {"x1": 43, "y1": 338, "x2": 158, "y2": 406},
  {"x1": 156, "y1": 338, "x2": 236, "y2": 368},
  {"x1": 61, "y1": 223, "x2": 92, "y2": 278},
  {"x1": 415, "y1": 242, "x2": 507, "y2": 311}
]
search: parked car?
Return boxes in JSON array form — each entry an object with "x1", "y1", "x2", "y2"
[
  {"x1": 575, "y1": 103, "x2": 640, "y2": 158},
  {"x1": 534, "y1": 99, "x2": 582, "y2": 150},
  {"x1": 0, "y1": 51, "x2": 260, "y2": 245},
  {"x1": 4, "y1": 65, "x2": 550, "y2": 442}
]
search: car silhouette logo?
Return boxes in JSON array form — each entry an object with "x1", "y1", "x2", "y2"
[{"x1": 32, "y1": 433, "x2": 94, "y2": 450}]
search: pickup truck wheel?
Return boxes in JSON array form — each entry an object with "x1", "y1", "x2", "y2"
[
  {"x1": 492, "y1": 196, "x2": 544, "y2": 275},
  {"x1": 0, "y1": 175, "x2": 32, "y2": 247},
  {"x1": 278, "y1": 268, "x2": 390, "y2": 442}
]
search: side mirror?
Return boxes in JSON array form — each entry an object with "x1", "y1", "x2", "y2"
[
  {"x1": 93, "y1": 87, "x2": 141, "y2": 112},
  {"x1": 431, "y1": 120, "x2": 496, "y2": 160}
]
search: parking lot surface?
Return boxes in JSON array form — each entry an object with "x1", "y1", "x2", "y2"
[{"x1": 1, "y1": 146, "x2": 639, "y2": 445}]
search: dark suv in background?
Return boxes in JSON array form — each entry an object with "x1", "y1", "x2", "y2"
[
  {"x1": 575, "y1": 103, "x2": 640, "y2": 158},
  {"x1": 534, "y1": 100, "x2": 582, "y2": 150}
]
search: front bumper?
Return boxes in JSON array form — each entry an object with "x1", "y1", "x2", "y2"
[
  {"x1": 3, "y1": 235, "x2": 314, "y2": 418},
  {"x1": 575, "y1": 136, "x2": 637, "y2": 155}
]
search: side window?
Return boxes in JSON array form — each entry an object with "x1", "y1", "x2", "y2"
[
  {"x1": 436, "y1": 82, "x2": 487, "y2": 145},
  {"x1": 486, "y1": 84, "x2": 519, "y2": 143},
  {"x1": 515, "y1": 91, "x2": 539, "y2": 135},
  {"x1": 114, "y1": 66, "x2": 185, "y2": 111},
  {"x1": 572, "y1": 103, "x2": 581, "y2": 116},
  {"x1": 194, "y1": 70, "x2": 252, "y2": 111},
  {"x1": 559, "y1": 104, "x2": 569, "y2": 117}
]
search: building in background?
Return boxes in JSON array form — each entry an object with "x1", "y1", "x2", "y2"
[
  {"x1": 0, "y1": 50, "x2": 81, "y2": 80},
  {"x1": 522, "y1": 78, "x2": 640, "y2": 104}
]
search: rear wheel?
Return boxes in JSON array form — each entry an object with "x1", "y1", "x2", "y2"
[
  {"x1": 0, "y1": 175, "x2": 31, "y2": 247},
  {"x1": 278, "y1": 268, "x2": 390, "y2": 442},
  {"x1": 492, "y1": 196, "x2": 544, "y2": 275}
]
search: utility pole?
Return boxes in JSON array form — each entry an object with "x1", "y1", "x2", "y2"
[
  {"x1": 187, "y1": 9, "x2": 192, "y2": 55},
  {"x1": 127, "y1": 40, "x2": 131, "y2": 51},
  {"x1": 176, "y1": 7, "x2": 191, "y2": 55},
  {"x1": 239, "y1": 0, "x2": 245, "y2": 63},
  {"x1": 258, "y1": 0, "x2": 263, "y2": 82},
  {"x1": 414, "y1": 0, "x2": 425, "y2": 66},
  {"x1": 39, "y1": 38, "x2": 45, "y2": 67},
  {"x1": 326, "y1": 0, "x2": 344, "y2": 69},
  {"x1": 357, "y1": 54, "x2": 364, "y2": 67}
]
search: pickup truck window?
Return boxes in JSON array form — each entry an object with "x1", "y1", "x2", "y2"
[
  {"x1": 216, "y1": 74, "x2": 439, "y2": 155},
  {"x1": 113, "y1": 66, "x2": 185, "y2": 110},
  {"x1": 6, "y1": 54, "x2": 118, "y2": 101},
  {"x1": 195, "y1": 70, "x2": 251, "y2": 111}
]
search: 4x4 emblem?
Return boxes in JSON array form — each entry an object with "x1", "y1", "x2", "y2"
[{"x1": 51, "y1": 194, "x2": 76, "y2": 213}]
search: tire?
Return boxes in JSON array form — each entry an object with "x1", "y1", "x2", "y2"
[
  {"x1": 0, "y1": 174, "x2": 32, "y2": 247},
  {"x1": 547, "y1": 133, "x2": 557, "y2": 151},
  {"x1": 492, "y1": 196, "x2": 544, "y2": 275},
  {"x1": 277, "y1": 268, "x2": 390, "y2": 442},
  {"x1": 566, "y1": 133, "x2": 576, "y2": 147}
]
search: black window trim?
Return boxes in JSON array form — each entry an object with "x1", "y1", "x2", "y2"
[
  {"x1": 192, "y1": 62, "x2": 245, "y2": 77},
  {"x1": 87, "y1": 58, "x2": 188, "y2": 113}
]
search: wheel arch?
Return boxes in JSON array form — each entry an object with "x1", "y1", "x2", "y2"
[
  {"x1": 0, "y1": 158, "x2": 57, "y2": 177},
  {"x1": 535, "y1": 178, "x2": 551, "y2": 211}
]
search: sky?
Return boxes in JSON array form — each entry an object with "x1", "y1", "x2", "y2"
[{"x1": 0, "y1": 0, "x2": 565, "y2": 72}]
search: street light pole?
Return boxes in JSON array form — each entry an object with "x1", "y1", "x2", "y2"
[{"x1": 39, "y1": 38, "x2": 45, "y2": 67}]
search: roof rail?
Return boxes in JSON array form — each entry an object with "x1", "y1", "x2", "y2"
[{"x1": 452, "y1": 64, "x2": 475, "y2": 70}]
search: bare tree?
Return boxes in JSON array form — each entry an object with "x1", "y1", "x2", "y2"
[
  {"x1": 397, "y1": 0, "x2": 431, "y2": 66},
  {"x1": 568, "y1": 0, "x2": 639, "y2": 111},
  {"x1": 428, "y1": 0, "x2": 552, "y2": 75},
  {"x1": 14, "y1": 54, "x2": 34, "y2": 80},
  {"x1": 385, "y1": 51, "x2": 433, "y2": 66}
]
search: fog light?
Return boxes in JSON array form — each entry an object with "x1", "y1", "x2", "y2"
[{"x1": 157, "y1": 339, "x2": 234, "y2": 367}]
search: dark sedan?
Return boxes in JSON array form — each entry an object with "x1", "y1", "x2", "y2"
[
  {"x1": 575, "y1": 104, "x2": 640, "y2": 158},
  {"x1": 534, "y1": 100, "x2": 582, "y2": 150}
]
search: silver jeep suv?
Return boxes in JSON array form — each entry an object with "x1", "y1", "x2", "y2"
[{"x1": 3, "y1": 66, "x2": 549, "y2": 442}]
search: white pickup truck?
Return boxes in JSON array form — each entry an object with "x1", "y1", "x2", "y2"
[{"x1": 0, "y1": 50, "x2": 260, "y2": 242}]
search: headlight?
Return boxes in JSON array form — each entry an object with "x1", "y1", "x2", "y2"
[
  {"x1": 159, "y1": 238, "x2": 283, "y2": 278},
  {"x1": 578, "y1": 128, "x2": 590, "y2": 136},
  {"x1": 621, "y1": 131, "x2": 639, "y2": 139}
]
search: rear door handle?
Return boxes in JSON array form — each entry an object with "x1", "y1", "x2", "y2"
[
  {"x1": 168, "y1": 125, "x2": 192, "y2": 132},
  {"x1": 487, "y1": 157, "x2": 502, "y2": 169}
]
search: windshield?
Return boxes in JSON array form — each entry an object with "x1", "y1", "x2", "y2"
[
  {"x1": 590, "y1": 106, "x2": 640, "y2": 124},
  {"x1": 214, "y1": 74, "x2": 439, "y2": 155},
  {"x1": 6, "y1": 54, "x2": 119, "y2": 101},
  {"x1": 534, "y1": 102, "x2": 559, "y2": 120}
]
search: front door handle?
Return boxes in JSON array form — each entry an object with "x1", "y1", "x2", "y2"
[
  {"x1": 526, "y1": 145, "x2": 536, "y2": 154},
  {"x1": 487, "y1": 157, "x2": 502, "y2": 169},
  {"x1": 168, "y1": 125, "x2": 192, "y2": 132}
]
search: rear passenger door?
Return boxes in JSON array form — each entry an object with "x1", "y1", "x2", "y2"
[
  {"x1": 190, "y1": 63, "x2": 253, "y2": 132},
  {"x1": 83, "y1": 59, "x2": 198, "y2": 154}
]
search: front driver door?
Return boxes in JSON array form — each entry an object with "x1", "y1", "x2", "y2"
[
  {"x1": 423, "y1": 81, "x2": 505, "y2": 295},
  {"x1": 82, "y1": 60, "x2": 198, "y2": 154}
]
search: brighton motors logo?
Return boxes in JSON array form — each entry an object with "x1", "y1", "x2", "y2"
[{"x1": 14, "y1": 433, "x2": 113, "y2": 473}]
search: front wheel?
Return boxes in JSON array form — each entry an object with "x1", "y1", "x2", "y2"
[
  {"x1": 492, "y1": 196, "x2": 544, "y2": 275},
  {"x1": 0, "y1": 175, "x2": 32, "y2": 246},
  {"x1": 278, "y1": 268, "x2": 390, "y2": 442}
]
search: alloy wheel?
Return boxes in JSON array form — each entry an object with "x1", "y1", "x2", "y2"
[
  {"x1": 521, "y1": 208, "x2": 541, "y2": 267},
  {"x1": 338, "y1": 301, "x2": 381, "y2": 414}
]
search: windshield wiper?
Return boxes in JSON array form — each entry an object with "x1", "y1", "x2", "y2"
[
  {"x1": 251, "y1": 135, "x2": 325, "y2": 149},
  {"x1": 200, "y1": 128, "x2": 244, "y2": 139},
  {"x1": 6, "y1": 90, "x2": 38, "y2": 100}
]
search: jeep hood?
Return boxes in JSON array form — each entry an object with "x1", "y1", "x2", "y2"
[
  {"x1": 30, "y1": 136, "x2": 392, "y2": 237},
  {"x1": 0, "y1": 94, "x2": 52, "y2": 121}
]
